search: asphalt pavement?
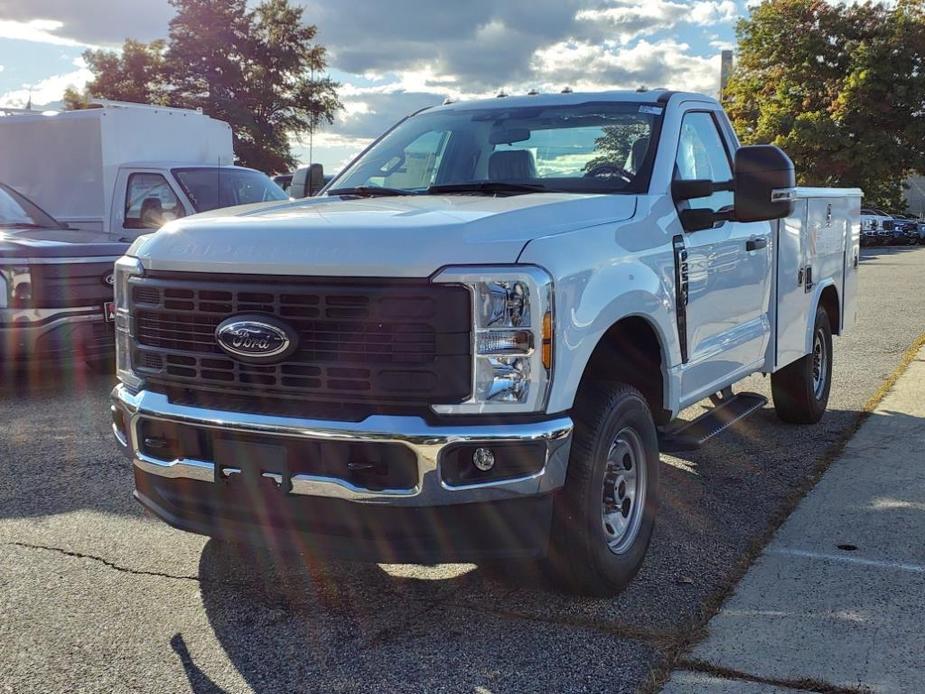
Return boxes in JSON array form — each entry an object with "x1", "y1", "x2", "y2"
[{"x1": 1, "y1": 245, "x2": 924, "y2": 694}]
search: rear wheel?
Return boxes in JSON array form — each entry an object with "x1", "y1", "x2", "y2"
[
  {"x1": 546, "y1": 383, "x2": 658, "y2": 596},
  {"x1": 771, "y1": 305, "x2": 832, "y2": 424}
]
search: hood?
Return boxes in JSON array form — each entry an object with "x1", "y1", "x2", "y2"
[
  {"x1": 129, "y1": 193, "x2": 637, "y2": 277},
  {"x1": 0, "y1": 226, "x2": 129, "y2": 260}
]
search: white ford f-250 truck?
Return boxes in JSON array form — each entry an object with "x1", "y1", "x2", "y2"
[{"x1": 111, "y1": 90, "x2": 860, "y2": 595}]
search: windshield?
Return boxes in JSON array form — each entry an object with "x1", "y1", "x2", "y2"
[
  {"x1": 172, "y1": 168, "x2": 288, "y2": 213},
  {"x1": 330, "y1": 101, "x2": 661, "y2": 195},
  {"x1": 0, "y1": 183, "x2": 63, "y2": 229}
]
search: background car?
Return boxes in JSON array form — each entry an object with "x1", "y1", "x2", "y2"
[
  {"x1": 861, "y1": 207, "x2": 892, "y2": 245},
  {"x1": 0, "y1": 182, "x2": 128, "y2": 369},
  {"x1": 891, "y1": 214, "x2": 921, "y2": 244}
]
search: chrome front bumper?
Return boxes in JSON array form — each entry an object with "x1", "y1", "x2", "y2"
[
  {"x1": 0, "y1": 307, "x2": 112, "y2": 361},
  {"x1": 111, "y1": 386, "x2": 573, "y2": 506}
]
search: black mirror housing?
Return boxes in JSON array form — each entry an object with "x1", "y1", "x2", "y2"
[
  {"x1": 679, "y1": 208, "x2": 716, "y2": 232},
  {"x1": 307, "y1": 163, "x2": 325, "y2": 196},
  {"x1": 289, "y1": 163, "x2": 325, "y2": 198},
  {"x1": 672, "y1": 179, "x2": 714, "y2": 202},
  {"x1": 734, "y1": 145, "x2": 795, "y2": 222}
]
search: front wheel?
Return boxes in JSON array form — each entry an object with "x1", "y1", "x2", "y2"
[
  {"x1": 546, "y1": 384, "x2": 659, "y2": 596},
  {"x1": 771, "y1": 305, "x2": 833, "y2": 424}
]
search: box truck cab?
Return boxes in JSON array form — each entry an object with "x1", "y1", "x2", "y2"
[{"x1": 0, "y1": 102, "x2": 287, "y2": 241}]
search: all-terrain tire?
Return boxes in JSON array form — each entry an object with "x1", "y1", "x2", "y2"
[
  {"x1": 771, "y1": 305, "x2": 833, "y2": 424},
  {"x1": 546, "y1": 383, "x2": 659, "y2": 596}
]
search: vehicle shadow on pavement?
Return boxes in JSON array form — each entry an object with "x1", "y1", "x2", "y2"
[
  {"x1": 186, "y1": 408, "x2": 925, "y2": 693},
  {"x1": 192, "y1": 531, "x2": 675, "y2": 693}
]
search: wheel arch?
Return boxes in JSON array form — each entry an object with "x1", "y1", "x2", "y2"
[
  {"x1": 818, "y1": 283, "x2": 841, "y2": 335},
  {"x1": 574, "y1": 314, "x2": 672, "y2": 425}
]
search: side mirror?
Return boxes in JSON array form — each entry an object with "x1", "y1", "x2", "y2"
[
  {"x1": 734, "y1": 145, "x2": 795, "y2": 222},
  {"x1": 289, "y1": 164, "x2": 325, "y2": 198},
  {"x1": 289, "y1": 168, "x2": 309, "y2": 198},
  {"x1": 307, "y1": 163, "x2": 325, "y2": 196},
  {"x1": 672, "y1": 179, "x2": 713, "y2": 202},
  {"x1": 679, "y1": 208, "x2": 718, "y2": 232}
]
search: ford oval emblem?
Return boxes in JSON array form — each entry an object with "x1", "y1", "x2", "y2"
[{"x1": 215, "y1": 314, "x2": 298, "y2": 363}]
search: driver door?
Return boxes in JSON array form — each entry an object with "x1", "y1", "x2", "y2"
[
  {"x1": 674, "y1": 110, "x2": 773, "y2": 405},
  {"x1": 113, "y1": 169, "x2": 191, "y2": 241}
]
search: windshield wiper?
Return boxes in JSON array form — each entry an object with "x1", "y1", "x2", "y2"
[
  {"x1": 328, "y1": 186, "x2": 416, "y2": 198},
  {"x1": 427, "y1": 181, "x2": 548, "y2": 196}
]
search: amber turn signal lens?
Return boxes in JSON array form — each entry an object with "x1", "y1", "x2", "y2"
[{"x1": 542, "y1": 311, "x2": 553, "y2": 369}]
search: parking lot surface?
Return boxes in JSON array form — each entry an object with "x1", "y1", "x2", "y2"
[{"x1": 2, "y1": 245, "x2": 924, "y2": 694}]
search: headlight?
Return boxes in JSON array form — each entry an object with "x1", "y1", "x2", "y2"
[
  {"x1": 432, "y1": 266, "x2": 553, "y2": 414},
  {"x1": 114, "y1": 256, "x2": 144, "y2": 390}
]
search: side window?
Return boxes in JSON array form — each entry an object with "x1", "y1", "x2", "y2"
[
  {"x1": 368, "y1": 130, "x2": 449, "y2": 189},
  {"x1": 124, "y1": 173, "x2": 186, "y2": 229},
  {"x1": 674, "y1": 112, "x2": 734, "y2": 212}
]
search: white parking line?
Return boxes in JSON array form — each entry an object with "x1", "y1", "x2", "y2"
[{"x1": 768, "y1": 546, "x2": 925, "y2": 575}]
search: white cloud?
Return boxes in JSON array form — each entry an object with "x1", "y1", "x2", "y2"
[
  {"x1": 0, "y1": 18, "x2": 90, "y2": 47},
  {"x1": 690, "y1": 1, "x2": 738, "y2": 25},
  {"x1": 0, "y1": 57, "x2": 91, "y2": 108},
  {"x1": 577, "y1": 0, "x2": 739, "y2": 43},
  {"x1": 531, "y1": 38, "x2": 720, "y2": 95}
]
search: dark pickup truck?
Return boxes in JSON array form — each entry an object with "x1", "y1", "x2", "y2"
[{"x1": 0, "y1": 182, "x2": 128, "y2": 369}]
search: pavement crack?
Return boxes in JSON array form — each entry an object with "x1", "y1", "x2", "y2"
[
  {"x1": 677, "y1": 657, "x2": 870, "y2": 693},
  {"x1": 6, "y1": 541, "x2": 200, "y2": 583}
]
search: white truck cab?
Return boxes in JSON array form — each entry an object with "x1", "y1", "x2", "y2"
[
  {"x1": 110, "y1": 90, "x2": 860, "y2": 595},
  {"x1": 0, "y1": 102, "x2": 286, "y2": 241}
]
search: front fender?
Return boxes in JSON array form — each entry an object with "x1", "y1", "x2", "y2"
[{"x1": 518, "y1": 210, "x2": 682, "y2": 414}]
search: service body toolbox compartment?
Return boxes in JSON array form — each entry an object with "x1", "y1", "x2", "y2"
[{"x1": 774, "y1": 188, "x2": 861, "y2": 371}]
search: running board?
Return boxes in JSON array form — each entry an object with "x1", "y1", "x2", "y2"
[{"x1": 658, "y1": 392, "x2": 767, "y2": 453}]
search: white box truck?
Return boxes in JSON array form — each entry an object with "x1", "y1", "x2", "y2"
[
  {"x1": 0, "y1": 102, "x2": 287, "y2": 241},
  {"x1": 110, "y1": 89, "x2": 861, "y2": 595}
]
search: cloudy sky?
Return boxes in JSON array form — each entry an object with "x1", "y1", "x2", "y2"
[{"x1": 0, "y1": 0, "x2": 742, "y2": 171}]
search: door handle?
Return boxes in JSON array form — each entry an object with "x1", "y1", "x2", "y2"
[{"x1": 746, "y1": 238, "x2": 768, "y2": 251}]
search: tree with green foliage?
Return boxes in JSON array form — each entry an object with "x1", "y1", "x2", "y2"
[
  {"x1": 65, "y1": 0, "x2": 340, "y2": 173},
  {"x1": 723, "y1": 0, "x2": 925, "y2": 210},
  {"x1": 65, "y1": 39, "x2": 170, "y2": 108}
]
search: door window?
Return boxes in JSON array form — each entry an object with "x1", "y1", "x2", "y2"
[
  {"x1": 675, "y1": 112, "x2": 734, "y2": 212},
  {"x1": 124, "y1": 173, "x2": 186, "y2": 229}
]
